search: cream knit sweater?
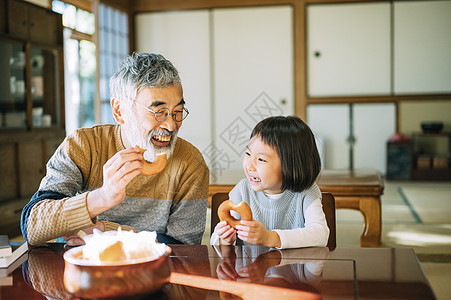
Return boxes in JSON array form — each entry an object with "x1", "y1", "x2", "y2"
[{"x1": 21, "y1": 124, "x2": 209, "y2": 245}]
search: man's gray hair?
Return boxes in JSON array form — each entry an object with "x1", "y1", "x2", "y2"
[{"x1": 110, "y1": 53, "x2": 181, "y2": 103}]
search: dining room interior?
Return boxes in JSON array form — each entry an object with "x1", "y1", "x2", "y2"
[{"x1": 1, "y1": 0, "x2": 451, "y2": 299}]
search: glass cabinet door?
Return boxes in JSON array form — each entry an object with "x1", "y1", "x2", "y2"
[
  {"x1": 31, "y1": 46, "x2": 61, "y2": 128},
  {"x1": 0, "y1": 40, "x2": 26, "y2": 129}
]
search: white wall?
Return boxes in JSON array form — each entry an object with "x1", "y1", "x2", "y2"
[
  {"x1": 134, "y1": 3, "x2": 450, "y2": 177},
  {"x1": 135, "y1": 11, "x2": 212, "y2": 153},
  {"x1": 135, "y1": 7, "x2": 294, "y2": 184},
  {"x1": 400, "y1": 101, "x2": 451, "y2": 134}
]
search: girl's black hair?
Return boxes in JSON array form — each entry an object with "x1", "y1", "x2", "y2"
[{"x1": 250, "y1": 116, "x2": 321, "y2": 192}]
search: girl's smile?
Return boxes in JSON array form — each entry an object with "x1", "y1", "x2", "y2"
[
  {"x1": 243, "y1": 136, "x2": 283, "y2": 194},
  {"x1": 249, "y1": 176, "x2": 262, "y2": 182}
]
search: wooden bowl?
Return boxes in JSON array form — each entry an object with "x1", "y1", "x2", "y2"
[{"x1": 63, "y1": 244, "x2": 172, "y2": 299}]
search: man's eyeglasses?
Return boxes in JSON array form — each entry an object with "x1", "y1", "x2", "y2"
[{"x1": 134, "y1": 102, "x2": 189, "y2": 122}]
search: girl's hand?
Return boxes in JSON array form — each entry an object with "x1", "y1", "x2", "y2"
[
  {"x1": 214, "y1": 221, "x2": 237, "y2": 245},
  {"x1": 216, "y1": 258, "x2": 238, "y2": 280},
  {"x1": 236, "y1": 220, "x2": 281, "y2": 248},
  {"x1": 237, "y1": 262, "x2": 266, "y2": 283},
  {"x1": 237, "y1": 250, "x2": 281, "y2": 283}
]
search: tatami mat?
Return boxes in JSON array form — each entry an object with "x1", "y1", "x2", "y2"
[
  {"x1": 334, "y1": 180, "x2": 451, "y2": 300},
  {"x1": 421, "y1": 262, "x2": 451, "y2": 300},
  {"x1": 400, "y1": 186, "x2": 451, "y2": 223}
]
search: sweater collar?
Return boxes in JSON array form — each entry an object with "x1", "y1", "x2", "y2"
[{"x1": 114, "y1": 124, "x2": 126, "y2": 151}]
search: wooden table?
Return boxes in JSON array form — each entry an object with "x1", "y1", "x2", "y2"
[
  {"x1": 0, "y1": 243, "x2": 435, "y2": 299},
  {"x1": 209, "y1": 168, "x2": 384, "y2": 248},
  {"x1": 317, "y1": 169, "x2": 384, "y2": 247}
]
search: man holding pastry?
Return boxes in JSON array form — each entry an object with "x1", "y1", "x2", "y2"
[{"x1": 21, "y1": 53, "x2": 209, "y2": 246}]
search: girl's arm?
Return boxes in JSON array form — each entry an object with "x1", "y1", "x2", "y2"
[
  {"x1": 210, "y1": 231, "x2": 221, "y2": 245},
  {"x1": 274, "y1": 198, "x2": 330, "y2": 249}
]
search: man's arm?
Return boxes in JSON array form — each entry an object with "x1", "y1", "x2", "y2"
[
  {"x1": 20, "y1": 141, "x2": 96, "y2": 245},
  {"x1": 21, "y1": 130, "x2": 144, "y2": 245},
  {"x1": 21, "y1": 191, "x2": 95, "y2": 245}
]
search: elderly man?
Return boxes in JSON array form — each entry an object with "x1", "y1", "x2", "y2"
[{"x1": 21, "y1": 53, "x2": 209, "y2": 245}]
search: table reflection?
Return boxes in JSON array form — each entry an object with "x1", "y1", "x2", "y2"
[
  {"x1": 22, "y1": 244, "x2": 329, "y2": 300},
  {"x1": 3, "y1": 243, "x2": 434, "y2": 300},
  {"x1": 22, "y1": 245, "x2": 73, "y2": 300},
  {"x1": 211, "y1": 245, "x2": 329, "y2": 298}
]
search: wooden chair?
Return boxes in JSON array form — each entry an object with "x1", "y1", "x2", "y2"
[{"x1": 210, "y1": 192, "x2": 336, "y2": 250}]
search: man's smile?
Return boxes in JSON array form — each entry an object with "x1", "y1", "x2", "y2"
[{"x1": 153, "y1": 135, "x2": 171, "y2": 142}]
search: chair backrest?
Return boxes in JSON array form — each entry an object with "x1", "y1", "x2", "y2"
[
  {"x1": 321, "y1": 192, "x2": 336, "y2": 250},
  {"x1": 210, "y1": 192, "x2": 336, "y2": 250},
  {"x1": 210, "y1": 192, "x2": 230, "y2": 237}
]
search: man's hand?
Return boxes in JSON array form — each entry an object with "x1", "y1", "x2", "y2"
[
  {"x1": 64, "y1": 221, "x2": 105, "y2": 246},
  {"x1": 87, "y1": 147, "x2": 143, "y2": 218}
]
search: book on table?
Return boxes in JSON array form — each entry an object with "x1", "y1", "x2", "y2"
[
  {"x1": 0, "y1": 240, "x2": 28, "y2": 269},
  {"x1": 0, "y1": 253, "x2": 28, "y2": 286},
  {"x1": 0, "y1": 235, "x2": 12, "y2": 257},
  {"x1": 0, "y1": 236, "x2": 28, "y2": 287}
]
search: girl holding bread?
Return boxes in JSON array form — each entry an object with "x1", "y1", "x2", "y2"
[{"x1": 210, "y1": 116, "x2": 329, "y2": 249}]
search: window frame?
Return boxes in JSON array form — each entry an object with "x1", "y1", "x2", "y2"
[{"x1": 52, "y1": 0, "x2": 131, "y2": 126}]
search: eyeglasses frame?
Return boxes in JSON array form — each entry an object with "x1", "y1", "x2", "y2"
[{"x1": 134, "y1": 102, "x2": 189, "y2": 122}]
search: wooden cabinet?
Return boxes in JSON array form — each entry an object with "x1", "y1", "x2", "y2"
[
  {"x1": 386, "y1": 141, "x2": 413, "y2": 180},
  {"x1": 6, "y1": 0, "x2": 62, "y2": 44},
  {"x1": 0, "y1": 134, "x2": 64, "y2": 238},
  {"x1": 28, "y1": 4, "x2": 63, "y2": 45},
  {"x1": 1, "y1": 0, "x2": 63, "y2": 130},
  {"x1": 0, "y1": 0, "x2": 65, "y2": 237},
  {"x1": 307, "y1": 1, "x2": 451, "y2": 97},
  {"x1": 6, "y1": 0, "x2": 28, "y2": 39},
  {"x1": 0, "y1": 143, "x2": 17, "y2": 201},
  {"x1": 386, "y1": 134, "x2": 451, "y2": 181},
  {"x1": 0, "y1": 0, "x2": 6, "y2": 33},
  {"x1": 411, "y1": 132, "x2": 451, "y2": 181}
]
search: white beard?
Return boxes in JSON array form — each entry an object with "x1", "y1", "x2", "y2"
[{"x1": 123, "y1": 112, "x2": 177, "y2": 162}]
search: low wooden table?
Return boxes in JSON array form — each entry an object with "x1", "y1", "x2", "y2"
[
  {"x1": 3, "y1": 244, "x2": 435, "y2": 299},
  {"x1": 317, "y1": 169, "x2": 384, "y2": 247}
]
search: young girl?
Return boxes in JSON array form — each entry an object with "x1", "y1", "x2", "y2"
[{"x1": 210, "y1": 116, "x2": 329, "y2": 249}]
